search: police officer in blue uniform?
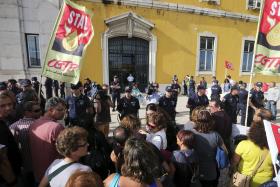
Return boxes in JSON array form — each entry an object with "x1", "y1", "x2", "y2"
[
  {"x1": 211, "y1": 80, "x2": 222, "y2": 100},
  {"x1": 171, "y1": 79, "x2": 181, "y2": 106},
  {"x1": 237, "y1": 82, "x2": 248, "y2": 125},
  {"x1": 65, "y1": 81, "x2": 93, "y2": 126},
  {"x1": 117, "y1": 86, "x2": 140, "y2": 119},
  {"x1": 222, "y1": 85, "x2": 239, "y2": 124},
  {"x1": 187, "y1": 85, "x2": 209, "y2": 118},
  {"x1": 159, "y1": 86, "x2": 177, "y2": 121},
  {"x1": 247, "y1": 82, "x2": 264, "y2": 126}
]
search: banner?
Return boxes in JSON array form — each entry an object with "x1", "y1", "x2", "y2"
[
  {"x1": 254, "y1": 0, "x2": 280, "y2": 75},
  {"x1": 224, "y1": 60, "x2": 233, "y2": 70},
  {"x1": 42, "y1": 0, "x2": 94, "y2": 84}
]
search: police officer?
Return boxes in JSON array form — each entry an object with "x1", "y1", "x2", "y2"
[
  {"x1": 44, "y1": 77, "x2": 53, "y2": 99},
  {"x1": 187, "y1": 85, "x2": 209, "y2": 118},
  {"x1": 171, "y1": 79, "x2": 181, "y2": 106},
  {"x1": 159, "y1": 86, "x2": 177, "y2": 121},
  {"x1": 222, "y1": 85, "x2": 239, "y2": 124},
  {"x1": 117, "y1": 86, "x2": 140, "y2": 119},
  {"x1": 211, "y1": 80, "x2": 222, "y2": 100},
  {"x1": 188, "y1": 76, "x2": 196, "y2": 97},
  {"x1": 247, "y1": 82, "x2": 264, "y2": 126},
  {"x1": 65, "y1": 81, "x2": 93, "y2": 126},
  {"x1": 237, "y1": 82, "x2": 248, "y2": 125},
  {"x1": 110, "y1": 75, "x2": 121, "y2": 111}
]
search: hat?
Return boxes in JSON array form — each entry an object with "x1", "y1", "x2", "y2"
[
  {"x1": 8, "y1": 79, "x2": 17, "y2": 84},
  {"x1": 231, "y1": 85, "x2": 240, "y2": 91},
  {"x1": 0, "y1": 82, "x2": 7, "y2": 91},
  {"x1": 31, "y1": 77, "x2": 37, "y2": 81},
  {"x1": 256, "y1": 82, "x2": 263, "y2": 87},
  {"x1": 165, "y1": 86, "x2": 173, "y2": 92},
  {"x1": 71, "y1": 81, "x2": 82, "y2": 90},
  {"x1": 20, "y1": 79, "x2": 31, "y2": 87},
  {"x1": 125, "y1": 86, "x2": 132, "y2": 92},
  {"x1": 197, "y1": 85, "x2": 206, "y2": 90}
]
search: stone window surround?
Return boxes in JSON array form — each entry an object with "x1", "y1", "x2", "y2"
[
  {"x1": 102, "y1": 12, "x2": 157, "y2": 84},
  {"x1": 239, "y1": 36, "x2": 255, "y2": 76}
]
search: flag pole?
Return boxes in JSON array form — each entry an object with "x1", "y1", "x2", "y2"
[{"x1": 244, "y1": 0, "x2": 266, "y2": 127}]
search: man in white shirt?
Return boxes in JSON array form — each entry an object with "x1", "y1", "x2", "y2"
[
  {"x1": 127, "y1": 74, "x2": 134, "y2": 86},
  {"x1": 266, "y1": 82, "x2": 280, "y2": 120}
]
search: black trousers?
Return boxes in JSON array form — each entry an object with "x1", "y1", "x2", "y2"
[{"x1": 112, "y1": 93, "x2": 120, "y2": 109}]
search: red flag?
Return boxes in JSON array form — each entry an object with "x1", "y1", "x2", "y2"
[{"x1": 224, "y1": 60, "x2": 233, "y2": 70}]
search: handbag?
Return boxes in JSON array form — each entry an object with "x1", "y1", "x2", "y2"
[
  {"x1": 216, "y1": 146, "x2": 229, "y2": 169},
  {"x1": 231, "y1": 151, "x2": 268, "y2": 187}
]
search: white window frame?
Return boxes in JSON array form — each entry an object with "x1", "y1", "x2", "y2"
[
  {"x1": 239, "y1": 36, "x2": 255, "y2": 75},
  {"x1": 26, "y1": 34, "x2": 41, "y2": 68},
  {"x1": 247, "y1": 0, "x2": 261, "y2": 10},
  {"x1": 196, "y1": 32, "x2": 217, "y2": 76}
]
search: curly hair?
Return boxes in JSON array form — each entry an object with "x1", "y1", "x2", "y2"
[
  {"x1": 121, "y1": 138, "x2": 161, "y2": 184},
  {"x1": 146, "y1": 111, "x2": 167, "y2": 130},
  {"x1": 65, "y1": 171, "x2": 103, "y2": 187},
  {"x1": 194, "y1": 110, "x2": 214, "y2": 133},
  {"x1": 191, "y1": 106, "x2": 207, "y2": 122},
  {"x1": 56, "y1": 126, "x2": 88, "y2": 157},
  {"x1": 120, "y1": 114, "x2": 141, "y2": 132},
  {"x1": 248, "y1": 121, "x2": 268, "y2": 149},
  {"x1": 146, "y1": 103, "x2": 172, "y2": 122}
]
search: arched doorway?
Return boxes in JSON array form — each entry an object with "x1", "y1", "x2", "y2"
[{"x1": 108, "y1": 36, "x2": 149, "y2": 91}]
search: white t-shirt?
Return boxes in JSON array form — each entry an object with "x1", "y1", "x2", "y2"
[
  {"x1": 146, "y1": 129, "x2": 167, "y2": 150},
  {"x1": 45, "y1": 159, "x2": 92, "y2": 187},
  {"x1": 127, "y1": 75, "x2": 134, "y2": 82}
]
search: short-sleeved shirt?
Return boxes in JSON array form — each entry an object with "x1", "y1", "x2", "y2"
[
  {"x1": 65, "y1": 94, "x2": 90, "y2": 119},
  {"x1": 235, "y1": 140, "x2": 273, "y2": 187},
  {"x1": 45, "y1": 159, "x2": 92, "y2": 187},
  {"x1": 192, "y1": 130, "x2": 223, "y2": 181},
  {"x1": 146, "y1": 129, "x2": 167, "y2": 150}
]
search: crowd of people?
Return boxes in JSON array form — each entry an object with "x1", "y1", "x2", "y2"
[{"x1": 0, "y1": 74, "x2": 278, "y2": 187}]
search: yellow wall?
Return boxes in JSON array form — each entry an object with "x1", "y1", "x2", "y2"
[{"x1": 77, "y1": 1, "x2": 279, "y2": 85}]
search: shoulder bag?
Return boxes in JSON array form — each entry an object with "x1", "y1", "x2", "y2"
[{"x1": 231, "y1": 151, "x2": 268, "y2": 187}]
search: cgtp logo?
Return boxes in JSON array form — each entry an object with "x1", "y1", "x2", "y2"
[{"x1": 48, "y1": 59, "x2": 79, "y2": 72}]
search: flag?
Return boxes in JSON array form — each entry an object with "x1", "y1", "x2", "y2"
[
  {"x1": 254, "y1": 0, "x2": 280, "y2": 75},
  {"x1": 224, "y1": 60, "x2": 233, "y2": 70},
  {"x1": 41, "y1": 0, "x2": 94, "y2": 84},
  {"x1": 263, "y1": 120, "x2": 280, "y2": 166}
]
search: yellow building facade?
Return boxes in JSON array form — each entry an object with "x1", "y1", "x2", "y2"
[{"x1": 76, "y1": 0, "x2": 278, "y2": 88}]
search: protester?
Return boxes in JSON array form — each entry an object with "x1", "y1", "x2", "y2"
[
  {"x1": 184, "y1": 106, "x2": 206, "y2": 130},
  {"x1": 0, "y1": 91, "x2": 21, "y2": 185},
  {"x1": 231, "y1": 121, "x2": 273, "y2": 187},
  {"x1": 119, "y1": 114, "x2": 141, "y2": 134},
  {"x1": 223, "y1": 79, "x2": 231, "y2": 93},
  {"x1": 84, "y1": 78, "x2": 92, "y2": 96},
  {"x1": 9, "y1": 101, "x2": 42, "y2": 186},
  {"x1": 53, "y1": 80, "x2": 59, "y2": 97},
  {"x1": 193, "y1": 110, "x2": 227, "y2": 187},
  {"x1": 237, "y1": 82, "x2": 248, "y2": 125},
  {"x1": 104, "y1": 138, "x2": 163, "y2": 187},
  {"x1": 7, "y1": 79, "x2": 21, "y2": 96},
  {"x1": 65, "y1": 171, "x2": 104, "y2": 187},
  {"x1": 200, "y1": 77, "x2": 207, "y2": 89},
  {"x1": 182, "y1": 75, "x2": 189, "y2": 96},
  {"x1": 127, "y1": 73, "x2": 134, "y2": 86},
  {"x1": 0, "y1": 81, "x2": 8, "y2": 94},
  {"x1": 171, "y1": 130, "x2": 199, "y2": 187},
  {"x1": 29, "y1": 97, "x2": 66, "y2": 182},
  {"x1": 38, "y1": 127, "x2": 92, "y2": 187},
  {"x1": 265, "y1": 82, "x2": 279, "y2": 120}
]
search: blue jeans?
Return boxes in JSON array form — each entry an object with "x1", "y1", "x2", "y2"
[{"x1": 266, "y1": 100, "x2": 277, "y2": 120}]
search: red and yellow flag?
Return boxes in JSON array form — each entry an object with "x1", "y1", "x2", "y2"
[
  {"x1": 254, "y1": 0, "x2": 280, "y2": 75},
  {"x1": 42, "y1": 0, "x2": 94, "y2": 84}
]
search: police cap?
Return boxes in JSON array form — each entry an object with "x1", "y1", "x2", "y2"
[
  {"x1": 256, "y1": 82, "x2": 263, "y2": 87},
  {"x1": 231, "y1": 85, "x2": 240, "y2": 91},
  {"x1": 165, "y1": 86, "x2": 172, "y2": 92},
  {"x1": 20, "y1": 79, "x2": 31, "y2": 87}
]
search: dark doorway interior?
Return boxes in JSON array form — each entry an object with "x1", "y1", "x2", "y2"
[{"x1": 108, "y1": 36, "x2": 149, "y2": 91}]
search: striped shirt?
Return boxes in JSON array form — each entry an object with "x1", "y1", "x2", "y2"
[{"x1": 9, "y1": 117, "x2": 35, "y2": 172}]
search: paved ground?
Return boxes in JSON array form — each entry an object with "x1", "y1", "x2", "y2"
[{"x1": 108, "y1": 95, "x2": 280, "y2": 134}]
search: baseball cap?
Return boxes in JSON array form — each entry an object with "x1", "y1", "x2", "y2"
[
  {"x1": 125, "y1": 86, "x2": 132, "y2": 92},
  {"x1": 256, "y1": 82, "x2": 263, "y2": 87},
  {"x1": 165, "y1": 86, "x2": 172, "y2": 92},
  {"x1": 0, "y1": 82, "x2": 7, "y2": 91},
  {"x1": 197, "y1": 85, "x2": 206, "y2": 90},
  {"x1": 231, "y1": 85, "x2": 240, "y2": 91},
  {"x1": 20, "y1": 79, "x2": 31, "y2": 87}
]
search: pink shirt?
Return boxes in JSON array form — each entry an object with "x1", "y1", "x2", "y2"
[{"x1": 29, "y1": 116, "x2": 64, "y2": 182}]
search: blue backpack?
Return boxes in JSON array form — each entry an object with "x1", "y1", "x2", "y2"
[{"x1": 216, "y1": 146, "x2": 229, "y2": 169}]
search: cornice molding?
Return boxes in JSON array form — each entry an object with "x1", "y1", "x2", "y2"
[{"x1": 87, "y1": 0, "x2": 258, "y2": 22}]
